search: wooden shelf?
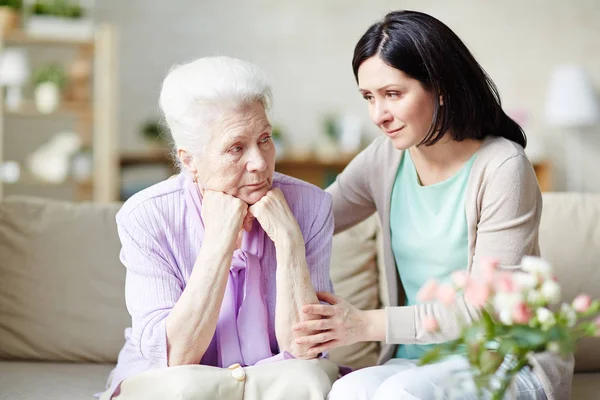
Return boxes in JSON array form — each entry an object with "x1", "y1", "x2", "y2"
[
  {"x1": 2, "y1": 30, "x2": 94, "y2": 47},
  {"x1": 5, "y1": 101, "x2": 92, "y2": 117},
  {"x1": 10, "y1": 172, "x2": 92, "y2": 187},
  {"x1": 0, "y1": 24, "x2": 118, "y2": 202},
  {"x1": 120, "y1": 149, "x2": 174, "y2": 167},
  {"x1": 532, "y1": 160, "x2": 552, "y2": 192}
]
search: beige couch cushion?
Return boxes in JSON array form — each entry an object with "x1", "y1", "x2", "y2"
[
  {"x1": 0, "y1": 361, "x2": 113, "y2": 399},
  {"x1": 0, "y1": 197, "x2": 128, "y2": 363},
  {"x1": 328, "y1": 215, "x2": 381, "y2": 370},
  {"x1": 540, "y1": 193, "x2": 600, "y2": 372}
]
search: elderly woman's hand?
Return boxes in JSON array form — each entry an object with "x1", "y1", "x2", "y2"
[
  {"x1": 248, "y1": 188, "x2": 302, "y2": 247},
  {"x1": 292, "y1": 292, "x2": 371, "y2": 357},
  {"x1": 201, "y1": 189, "x2": 249, "y2": 249}
]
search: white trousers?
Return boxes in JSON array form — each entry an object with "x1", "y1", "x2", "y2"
[{"x1": 328, "y1": 356, "x2": 547, "y2": 400}]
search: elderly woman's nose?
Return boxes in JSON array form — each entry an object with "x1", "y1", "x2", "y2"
[{"x1": 246, "y1": 148, "x2": 268, "y2": 171}]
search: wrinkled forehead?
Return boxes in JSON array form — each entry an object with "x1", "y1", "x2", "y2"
[{"x1": 208, "y1": 102, "x2": 271, "y2": 144}]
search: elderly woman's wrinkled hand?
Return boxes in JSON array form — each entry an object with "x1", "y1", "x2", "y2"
[
  {"x1": 248, "y1": 188, "x2": 302, "y2": 247},
  {"x1": 293, "y1": 292, "x2": 367, "y2": 357},
  {"x1": 201, "y1": 189, "x2": 248, "y2": 248}
]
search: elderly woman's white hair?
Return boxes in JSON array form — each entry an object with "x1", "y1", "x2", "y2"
[{"x1": 159, "y1": 56, "x2": 273, "y2": 169}]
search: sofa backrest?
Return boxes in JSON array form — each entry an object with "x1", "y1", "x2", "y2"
[
  {"x1": 538, "y1": 193, "x2": 600, "y2": 372},
  {"x1": 1, "y1": 193, "x2": 599, "y2": 372},
  {"x1": 0, "y1": 196, "x2": 128, "y2": 363}
]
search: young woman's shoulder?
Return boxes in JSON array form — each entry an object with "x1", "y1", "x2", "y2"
[
  {"x1": 475, "y1": 136, "x2": 533, "y2": 178},
  {"x1": 473, "y1": 136, "x2": 540, "y2": 202}
]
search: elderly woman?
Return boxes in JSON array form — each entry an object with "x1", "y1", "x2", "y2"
[{"x1": 99, "y1": 57, "x2": 338, "y2": 400}]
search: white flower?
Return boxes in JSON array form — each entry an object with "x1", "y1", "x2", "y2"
[
  {"x1": 493, "y1": 292, "x2": 524, "y2": 322},
  {"x1": 527, "y1": 290, "x2": 544, "y2": 305},
  {"x1": 514, "y1": 272, "x2": 538, "y2": 290},
  {"x1": 540, "y1": 280, "x2": 561, "y2": 305},
  {"x1": 536, "y1": 307, "x2": 556, "y2": 330},
  {"x1": 521, "y1": 256, "x2": 553, "y2": 280},
  {"x1": 499, "y1": 309, "x2": 513, "y2": 325},
  {"x1": 547, "y1": 341, "x2": 561, "y2": 353},
  {"x1": 561, "y1": 303, "x2": 577, "y2": 328}
]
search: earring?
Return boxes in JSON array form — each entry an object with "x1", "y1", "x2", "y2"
[{"x1": 193, "y1": 172, "x2": 199, "y2": 183}]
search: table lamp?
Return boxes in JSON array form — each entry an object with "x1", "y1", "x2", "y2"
[
  {"x1": 545, "y1": 65, "x2": 599, "y2": 192},
  {"x1": 0, "y1": 48, "x2": 30, "y2": 111}
]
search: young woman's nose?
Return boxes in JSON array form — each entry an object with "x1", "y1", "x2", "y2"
[{"x1": 371, "y1": 101, "x2": 393, "y2": 126}]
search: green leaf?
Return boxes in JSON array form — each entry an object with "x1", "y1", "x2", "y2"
[
  {"x1": 497, "y1": 339, "x2": 518, "y2": 357},
  {"x1": 510, "y1": 325, "x2": 548, "y2": 351},
  {"x1": 480, "y1": 350, "x2": 504, "y2": 375},
  {"x1": 481, "y1": 310, "x2": 496, "y2": 337},
  {"x1": 418, "y1": 345, "x2": 443, "y2": 366}
]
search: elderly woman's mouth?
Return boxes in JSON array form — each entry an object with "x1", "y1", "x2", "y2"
[{"x1": 246, "y1": 180, "x2": 267, "y2": 189}]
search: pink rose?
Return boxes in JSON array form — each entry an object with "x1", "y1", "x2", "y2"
[
  {"x1": 512, "y1": 302, "x2": 533, "y2": 324},
  {"x1": 465, "y1": 280, "x2": 491, "y2": 309},
  {"x1": 451, "y1": 270, "x2": 469, "y2": 289},
  {"x1": 417, "y1": 279, "x2": 439, "y2": 302},
  {"x1": 495, "y1": 272, "x2": 517, "y2": 293},
  {"x1": 437, "y1": 284, "x2": 456, "y2": 305},
  {"x1": 573, "y1": 294, "x2": 592, "y2": 313},
  {"x1": 422, "y1": 316, "x2": 439, "y2": 332},
  {"x1": 481, "y1": 258, "x2": 499, "y2": 283}
]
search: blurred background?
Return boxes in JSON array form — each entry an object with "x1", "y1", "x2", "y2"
[{"x1": 0, "y1": 0, "x2": 599, "y2": 203}]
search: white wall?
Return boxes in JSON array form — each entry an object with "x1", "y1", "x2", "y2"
[{"x1": 95, "y1": 0, "x2": 600, "y2": 191}]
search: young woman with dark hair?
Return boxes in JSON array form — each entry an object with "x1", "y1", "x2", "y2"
[{"x1": 293, "y1": 10, "x2": 572, "y2": 400}]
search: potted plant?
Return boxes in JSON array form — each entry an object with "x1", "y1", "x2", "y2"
[
  {"x1": 26, "y1": 0, "x2": 93, "y2": 40},
  {"x1": 314, "y1": 114, "x2": 341, "y2": 161},
  {"x1": 32, "y1": 63, "x2": 67, "y2": 114},
  {"x1": 140, "y1": 119, "x2": 170, "y2": 149},
  {"x1": 0, "y1": 0, "x2": 22, "y2": 35},
  {"x1": 271, "y1": 125, "x2": 286, "y2": 160}
]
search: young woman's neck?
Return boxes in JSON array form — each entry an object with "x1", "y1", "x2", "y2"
[
  {"x1": 409, "y1": 135, "x2": 481, "y2": 170},
  {"x1": 408, "y1": 135, "x2": 482, "y2": 186}
]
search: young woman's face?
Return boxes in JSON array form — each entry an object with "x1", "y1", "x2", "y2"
[{"x1": 357, "y1": 56, "x2": 437, "y2": 150}]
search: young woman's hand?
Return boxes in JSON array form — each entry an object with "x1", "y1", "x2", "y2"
[{"x1": 292, "y1": 292, "x2": 369, "y2": 357}]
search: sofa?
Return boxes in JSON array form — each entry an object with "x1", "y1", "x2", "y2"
[{"x1": 0, "y1": 192, "x2": 599, "y2": 399}]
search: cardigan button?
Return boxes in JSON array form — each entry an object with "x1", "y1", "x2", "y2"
[
  {"x1": 227, "y1": 363, "x2": 241, "y2": 370},
  {"x1": 230, "y1": 365, "x2": 246, "y2": 381}
]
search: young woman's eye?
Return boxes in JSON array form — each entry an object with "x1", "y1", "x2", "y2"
[
  {"x1": 362, "y1": 94, "x2": 374, "y2": 102},
  {"x1": 259, "y1": 135, "x2": 271, "y2": 144},
  {"x1": 386, "y1": 92, "x2": 401, "y2": 99}
]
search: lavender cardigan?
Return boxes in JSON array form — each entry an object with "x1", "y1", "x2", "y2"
[{"x1": 104, "y1": 172, "x2": 334, "y2": 396}]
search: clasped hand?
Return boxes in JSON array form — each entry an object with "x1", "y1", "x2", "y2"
[
  {"x1": 292, "y1": 292, "x2": 366, "y2": 357},
  {"x1": 201, "y1": 187, "x2": 302, "y2": 250}
]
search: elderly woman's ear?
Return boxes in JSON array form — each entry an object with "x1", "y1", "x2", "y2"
[{"x1": 177, "y1": 148, "x2": 198, "y2": 179}]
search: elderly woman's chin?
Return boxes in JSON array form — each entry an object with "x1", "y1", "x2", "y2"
[{"x1": 239, "y1": 181, "x2": 271, "y2": 205}]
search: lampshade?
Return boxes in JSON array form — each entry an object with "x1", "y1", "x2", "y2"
[
  {"x1": 545, "y1": 65, "x2": 599, "y2": 128},
  {"x1": 0, "y1": 48, "x2": 30, "y2": 86}
]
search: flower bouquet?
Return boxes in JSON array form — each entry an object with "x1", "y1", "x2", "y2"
[{"x1": 417, "y1": 256, "x2": 600, "y2": 400}]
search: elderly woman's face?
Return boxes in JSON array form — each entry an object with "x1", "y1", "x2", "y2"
[{"x1": 196, "y1": 101, "x2": 275, "y2": 205}]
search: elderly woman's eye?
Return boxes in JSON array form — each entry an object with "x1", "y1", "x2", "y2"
[
  {"x1": 259, "y1": 136, "x2": 271, "y2": 144},
  {"x1": 229, "y1": 145, "x2": 243, "y2": 154}
]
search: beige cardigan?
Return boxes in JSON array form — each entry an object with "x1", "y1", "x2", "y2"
[{"x1": 327, "y1": 135, "x2": 574, "y2": 400}]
